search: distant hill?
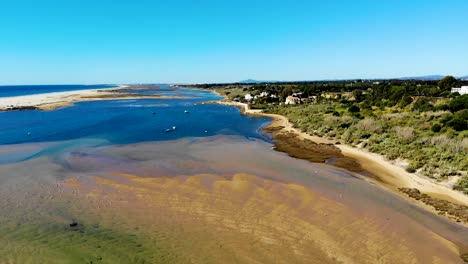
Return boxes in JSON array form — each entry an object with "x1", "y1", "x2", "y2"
[
  {"x1": 397, "y1": 75, "x2": 446, "y2": 80},
  {"x1": 237, "y1": 75, "x2": 468, "y2": 84},
  {"x1": 398, "y1": 75, "x2": 468, "y2": 80},
  {"x1": 238, "y1": 79, "x2": 279, "y2": 84}
]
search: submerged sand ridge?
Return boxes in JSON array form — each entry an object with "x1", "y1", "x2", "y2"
[
  {"x1": 1, "y1": 136, "x2": 468, "y2": 263},
  {"x1": 63, "y1": 172, "x2": 465, "y2": 263}
]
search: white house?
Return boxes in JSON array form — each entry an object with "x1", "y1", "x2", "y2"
[
  {"x1": 285, "y1": 96, "x2": 301, "y2": 105},
  {"x1": 259, "y1": 91, "x2": 269, "y2": 97},
  {"x1": 451, "y1": 86, "x2": 468, "y2": 95},
  {"x1": 244, "y1": 94, "x2": 253, "y2": 101}
]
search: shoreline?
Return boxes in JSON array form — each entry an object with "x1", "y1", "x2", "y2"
[
  {"x1": 0, "y1": 85, "x2": 186, "y2": 111},
  {"x1": 211, "y1": 91, "x2": 468, "y2": 223}
]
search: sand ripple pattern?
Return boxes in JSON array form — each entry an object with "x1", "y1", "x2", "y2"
[{"x1": 63, "y1": 172, "x2": 463, "y2": 264}]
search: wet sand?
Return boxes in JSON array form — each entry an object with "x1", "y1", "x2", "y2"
[{"x1": 0, "y1": 136, "x2": 467, "y2": 263}]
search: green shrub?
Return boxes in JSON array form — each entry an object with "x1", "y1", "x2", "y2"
[
  {"x1": 454, "y1": 175, "x2": 468, "y2": 194},
  {"x1": 449, "y1": 94, "x2": 468, "y2": 112},
  {"x1": 440, "y1": 114, "x2": 453, "y2": 125},
  {"x1": 454, "y1": 109, "x2": 468, "y2": 120},
  {"x1": 434, "y1": 104, "x2": 449, "y2": 111},
  {"x1": 409, "y1": 159, "x2": 425, "y2": 170},
  {"x1": 348, "y1": 105, "x2": 360, "y2": 113},
  {"x1": 431, "y1": 123, "x2": 442, "y2": 132},
  {"x1": 412, "y1": 98, "x2": 434, "y2": 112},
  {"x1": 399, "y1": 95, "x2": 413, "y2": 108},
  {"x1": 447, "y1": 118, "x2": 468, "y2": 131}
]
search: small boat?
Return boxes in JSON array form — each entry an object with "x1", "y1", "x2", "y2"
[
  {"x1": 165, "y1": 126, "x2": 177, "y2": 132},
  {"x1": 184, "y1": 110, "x2": 189, "y2": 114}
]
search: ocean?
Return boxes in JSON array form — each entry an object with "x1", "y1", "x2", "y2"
[{"x1": 0, "y1": 84, "x2": 118, "y2": 97}]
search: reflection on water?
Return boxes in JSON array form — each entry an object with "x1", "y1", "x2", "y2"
[{"x1": 0, "y1": 136, "x2": 467, "y2": 263}]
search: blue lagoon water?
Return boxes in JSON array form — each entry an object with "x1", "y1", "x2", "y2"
[
  {"x1": 0, "y1": 86, "x2": 271, "y2": 163},
  {"x1": 0, "y1": 84, "x2": 118, "y2": 97}
]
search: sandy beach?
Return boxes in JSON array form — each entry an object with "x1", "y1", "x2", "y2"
[
  {"x1": 215, "y1": 99, "x2": 468, "y2": 211},
  {"x1": 0, "y1": 85, "x2": 186, "y2": 111}
]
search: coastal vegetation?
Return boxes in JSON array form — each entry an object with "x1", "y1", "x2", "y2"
[{"x1": 191, "y1": 77, "x2": 468, "y2": 194}]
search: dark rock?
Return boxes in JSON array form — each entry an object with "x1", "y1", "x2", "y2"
[
  {"x1": 399, "y1": 188, "x2": 468, "y2": 223},
  {"x1": 461, "y1": 253, "x2": 468, "y2": 263}
]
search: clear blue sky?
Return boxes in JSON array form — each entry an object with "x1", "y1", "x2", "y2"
[{"x1": 1, "y1": 0, "x2": 467, "y2": 84}]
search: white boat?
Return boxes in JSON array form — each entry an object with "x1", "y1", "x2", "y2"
[{"x1": 184, "y1": 110, "x2": 189, "y2": 113}]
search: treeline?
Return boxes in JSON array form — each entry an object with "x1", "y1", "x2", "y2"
[{"x1": 190, "y1": 76, "x2": 467, "y2": 94}]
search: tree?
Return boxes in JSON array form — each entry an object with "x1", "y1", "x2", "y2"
[
  {"x1": 412, "y1": 97, "x2": 433, "y2": 112},
  {"x1": 449, "y1": 94, "x2": 468, "y2": 112},
  {"x1": 348, "y1": 105, "x2": 360, "y2": 113},
  {"x1": 399, "y1": 95, "x2": 413, "y2": 108},
  {"x1": 352, "y1": 90, "x2": 364, "y2": 102},
  {"x1": 280, "y1": 87, "x2": 293, "y2": 102},
  {"x1": 438, "y1": 76, "x2": 458, "y2": 91},
  {"x1": 447, "y1": 118, "x2": 468, "y2": 131},
  {"x1": 431, "y1": 123, "x2": 442, "y2": 132},
  {"x1": 282, "y1": 87, "x2": 293, "y2": 96}
]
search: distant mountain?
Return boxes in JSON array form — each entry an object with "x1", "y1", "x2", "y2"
[
  {"x1": 237, "y1": 79, "x2": 279, "y2": 84},
  {"x1": 237, "y1": 75, "x2": 468, "y2": 84},
  {"x1": 397, "y1": 75, "x2": 446, "y2": 80},
  {"x1": 398, "y1": 75, "x2": 468, "y2": 80}
]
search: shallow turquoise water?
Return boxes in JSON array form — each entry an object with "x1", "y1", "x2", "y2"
[{"x1": 0, "y1": 86, "x2": 271, "y2": 163}]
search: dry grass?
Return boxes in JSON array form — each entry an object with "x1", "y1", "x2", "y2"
[
  {"x1": 340, "y1": 116, "x2": 354, "y2": 124},
  {"x1": 431, "y1": 135, "x2": 451, "y2": 146},
  {"x1": 421, "y1": 111, "x2": 450, "y2": 118},
  {"x1": 431, "y1": 135, "x2": 468, "y2": 152},
  {"x1": 324, "y1": 116, "x2": 354, "y2": 126},
  {"x1": 324, "y1": 116, "x2": 341, "y2": 125},
  {"x1": 382, "y1": 112, "x2": 409, "y2": 121},
  {"x1": 462, "y1": 138, "x2": 468, "y2": 149},
  {"x1": 356, "y1": 118, "x2": 382, "y2": 133},
  {"x1": 394, "y1": 126, "x2": 415, "y2": 142}
]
